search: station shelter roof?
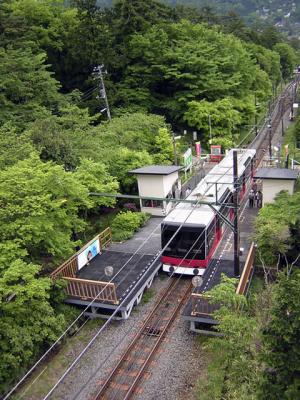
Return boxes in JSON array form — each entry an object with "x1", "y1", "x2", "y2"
[
  {"x1": 129, "y1": 165, "x2": 183, "y2": 175},
  {"x1": 254, "y1": 168, "x2": 298, "y2": 180}
]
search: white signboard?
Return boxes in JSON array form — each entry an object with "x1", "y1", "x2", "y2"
[
  {"x1": 183, "y1": 148, "x2": 192, "y2": 172},
  {"x1": 293, "y1": 103, "x2": 298, "y2": 108},
  {"x1": 77, "y1": 238, "x2": 101, "y2": 270}
]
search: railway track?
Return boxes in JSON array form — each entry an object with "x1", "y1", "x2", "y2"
[
  {"x1": 252, "y1": 80, "x2": 296, "y2": 166},
  {"x1": 92, "y1": 278, "x2": 192, "y2": 400}
]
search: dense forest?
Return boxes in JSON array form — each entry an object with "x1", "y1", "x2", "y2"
[{"x1": 0, "y1": 0, "x2": 299, "y2": 396}]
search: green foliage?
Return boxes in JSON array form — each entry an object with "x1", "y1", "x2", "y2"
[
  {"x1": 0, "y1": 154, "x2": 88, "y2": 261},
  {"x1": 0, "y1": 260, "x2": 66, "y2": 392},
  {"x1": 111, "y1": 211, "x2": 150, "y2": 241},
  {"x1": 196, "y1": 274, "x2": 260, "y2": 400},
  {"x1": 273, "y1": 43, "x2": 297, "y2": 80},
  {"x1": 73, "y1": 158, "x2": 119, "y2": 209},
  {"x1": 254, "y1": 191, "x2": 300, "y2": 266},
  {"x1": 0, "y1": 46, "x2": 62, "y2": 129},
  {"x1": 258, "y1": 270, "x2": 300, "y2": 400},
  {"x1": 152, "y1": 128, "x2": 174, "y2": 164},
  {"x1": 184, "y1": 98, "x2": 243, "y2": 148},
  {"x1": 0, "y1": 123, "x2": 35, "y2": 169}
]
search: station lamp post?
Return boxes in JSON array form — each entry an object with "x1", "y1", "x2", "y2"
[{"x1": 172, "y1": 131, "x2": 181, "y2": 165}]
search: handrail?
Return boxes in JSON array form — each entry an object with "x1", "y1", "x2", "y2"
[
  {"x1": 236, "y1": 242, "x2": 255, "y2": 295},
  {"x1": 64, "y1": 277, "x2": 118, "y2": 305},
  {"x1": 191, "y1": 242, "x2": 256, "y2": 317},
  {"x1": 51, "y1": 228, "x2": 112, "y2": 280}
]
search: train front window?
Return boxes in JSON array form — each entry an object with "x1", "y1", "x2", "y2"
[{"x1": 162, "y1": 226, "x2": 205, "y2": 259}]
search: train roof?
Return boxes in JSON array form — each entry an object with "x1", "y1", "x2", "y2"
[{"x1": 163, "y1": 148, "x2": 256, "y2": 228}]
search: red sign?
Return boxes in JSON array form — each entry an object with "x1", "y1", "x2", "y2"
[{"x1": 195, "y1": 141, "x2": 201, "y2": 157}]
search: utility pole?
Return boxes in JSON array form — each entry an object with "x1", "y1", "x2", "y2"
[
  {"x1": 208, "y1": 114, "x2": 212, "y2": 143},
  {"x1": 268, "y1": 122, "x2": 272, "y2": 161},
  {"x1": 233, "y1": 150, "x2": 240, "y2": 277},
  {"x1": 93, "y1": 65, "x2": 111, "y2": 121},
  {"x1": 172, "y1": 131, "x2": 177, "y2": 165},
  {"x1": 254, "y1": 93, "x2": 258, "y2": 136}
]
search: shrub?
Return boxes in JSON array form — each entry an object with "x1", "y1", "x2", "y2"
[{"x1": 111, "y1": 211, "x2": 150, "y2": 241}]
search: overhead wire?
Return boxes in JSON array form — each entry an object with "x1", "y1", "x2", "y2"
[
  {"x1": 72, "y1": 222, "x2": 208, "y2": 400},
  {"x1": 41, "y1": 152, "x2": 251, "y2": 399}
]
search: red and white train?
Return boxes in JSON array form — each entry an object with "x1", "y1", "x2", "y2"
[{"x1": 161, "y1": 148, "x2": 256, "y2": 276}]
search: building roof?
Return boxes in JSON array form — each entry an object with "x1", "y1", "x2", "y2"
[
  {"x1": 129, "y1": 165, "x2": 183, "y2": 175},
  {"x1": 254, "y1": 168, "x2": 299, "y2": 180}
]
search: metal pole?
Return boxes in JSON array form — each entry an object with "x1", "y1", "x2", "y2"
[
  {"x1": 233, "y1": 150, "x2": 240, "y2": 277},
  {"x1": 208, "y1": 114, "x2": 212, "y2": 143},
  {"x1": 254, "y1": 94, "x2": 258, "y2": 136},
  {"x1": 172, "y1": 131, "x2": 177, "y2": 165},
  {"x1": 268, "y1": 123, "x2": 272, "y2": 160}
]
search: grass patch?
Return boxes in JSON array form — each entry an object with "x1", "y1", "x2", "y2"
[
  {"x1": 14, "y1": 318, "x2": 104, "y2": 400},
  {"x1": 140, "y1": 289, "x2": 156, "y2": 305}
]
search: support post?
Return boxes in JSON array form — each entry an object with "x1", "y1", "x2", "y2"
[
  {"x1": 254, "y1": 93, "x2": 258, "y2": 136},
  {"x1": 268, "y1": 123, "x2": 272, "y2": 161},
  {"x1": 172, "y1": 131, "x2": 177, "y2": 165},
  {"x1": 233, "y1": 150, "x2": 240, "y2": 277}
]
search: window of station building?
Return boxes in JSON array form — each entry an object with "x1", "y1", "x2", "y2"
[{"x1": 142, "y1": 199, "x2": 163, "y2": 208}]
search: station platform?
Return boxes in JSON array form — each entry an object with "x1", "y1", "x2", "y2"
[
  {"x1": 51, "y1": 218, "x2": 163, "y2": 320},
  {"x1": 182, "y1": 204, "x2": 258, "y2": 334},
  {"x1": 66, "y1": 250, "x2": 161, "y2": 319}
]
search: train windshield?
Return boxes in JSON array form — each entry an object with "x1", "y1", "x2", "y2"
[{"x1": 161, "y1": 225, "x2": 205, "y2": 259}]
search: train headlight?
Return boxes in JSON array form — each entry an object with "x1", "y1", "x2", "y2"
[{"x1": 193, "y1": 268, "x2": 200, "y2": 275}]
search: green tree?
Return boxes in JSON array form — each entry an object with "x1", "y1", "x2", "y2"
[
  {"x1": 151, "y1": 128, "x2": 174, "y2": 164},
  {"x1": 0, "y1": 123, "x2": 34, "y2": 169},
  {"x1": 196, "y1": 275, "x2": 260, "y2": 400},
  {"x1": 73, "y1": 158, "x2": 119, "y2": 210},
  {"x1": 109, "y1": 148, "x2": 153, "y2": 193},
  {"x1": 0, "y1": 154, "x2": 89, "y2": 262},
  {"x1": 0, "y1": 258, "x2": 66, "y2": 393},
  {"x1": 254, "y1": 191, "x2": 300, "y2": 267},
  {"x1": 184, "y1": 97, "x2": 243, "y2": 148},
  {"x1": 0, "y1": 46, "x2": 62, "y2": 129},
  {"x1": 258, "y1": 270, "x2": 300, "y2": 400},
  {"x1": 273, "y1": 43, "x2": 297, "y2": 80}
]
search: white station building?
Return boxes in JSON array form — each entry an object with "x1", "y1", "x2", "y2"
[
  {"x1": 254, "y1": 168, "x2": 298, "y2": 206},
  {"x1": 130, "y1": 165, "x2": 183, "y2": 216}
]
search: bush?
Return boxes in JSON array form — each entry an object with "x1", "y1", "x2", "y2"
[{"x1": 111, "y1": 211, "x2": 150, "y2": 241}]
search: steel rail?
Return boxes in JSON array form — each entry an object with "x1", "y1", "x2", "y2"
[{"x1": 92, "y1": 279, "x2": 192, "y2": 400}]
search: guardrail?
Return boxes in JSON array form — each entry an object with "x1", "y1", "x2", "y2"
[
  {"x1": 64, "y1": 277, "x2": 118, "y2": 304},
  {"x1": 191, "y1": 242, "x2": 255, "y2": 317}
]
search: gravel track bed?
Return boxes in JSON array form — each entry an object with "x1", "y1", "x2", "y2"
[
  {"x1": 135, "y1": 316, "x2": 204, "y2": 400},
  {"x1": 50, "y1": 276, "x2": 172, "y2": 400}
]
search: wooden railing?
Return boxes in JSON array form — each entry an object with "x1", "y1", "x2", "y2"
[
  {"x1": 50, "y1": 227, "x2": 117, "y2": 304},
  {"x1": 191, "y1": 242, "x2": 256, "y2": 317},
  {"x1": 99, "y1": 227, "x2": 112, "y2": 249},
  {"x1": 64, "y1": 277, "x2": 118, "y2": 305},
  {"x1": 51, "y1": 228, "x2": 112, "y2": 280},
  {"x1": 236, "y1": 242, "x2": 255, "y2": 295},
  {"x1": 51, "y1": 255, "x2": 78, "y2": 280}
]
